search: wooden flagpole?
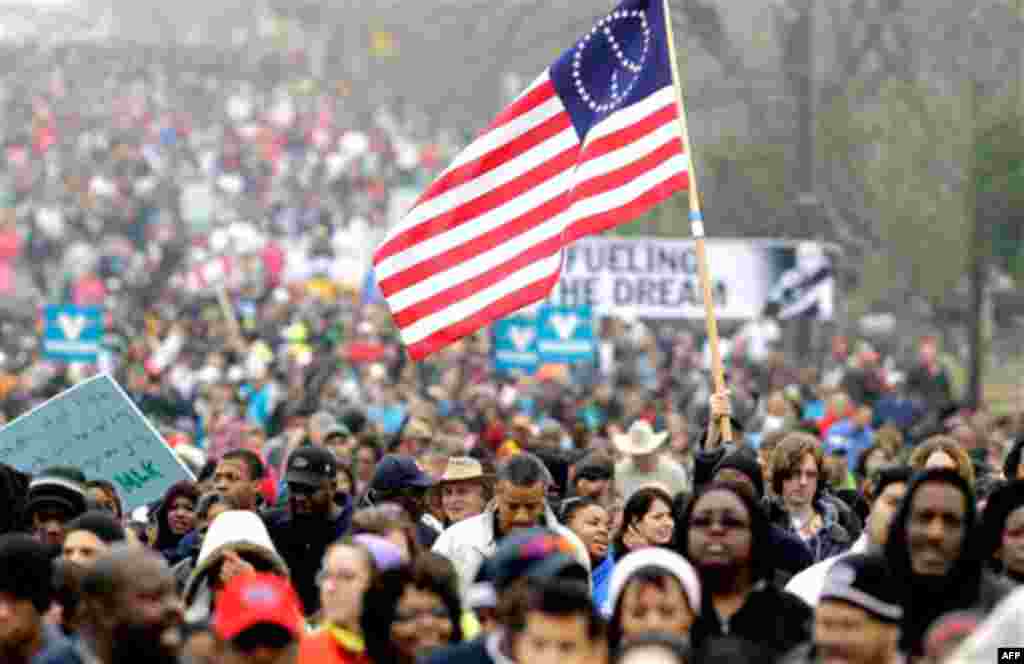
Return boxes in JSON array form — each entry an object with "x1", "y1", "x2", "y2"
[{"x1": 661, "y1": 0, "x2": 732, "y2": 442}]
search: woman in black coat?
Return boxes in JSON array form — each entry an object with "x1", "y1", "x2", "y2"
[{"x1": 678, "y1": 481, "x2": 812, "y2": 659}]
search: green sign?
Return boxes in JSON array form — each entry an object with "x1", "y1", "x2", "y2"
[{"x1": 0, "y1": 375, "x2": 194, "y2": 511}]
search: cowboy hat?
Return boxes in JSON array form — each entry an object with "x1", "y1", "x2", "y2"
[
  {"x1": 613, "y1": 421, "x2": 669, "y2": 456},
  {"x1": 403, "y1": 418, "x2": 434, "y2": 441},
  {"x1": 440, "y1": 457, "x2": 487, "y2": 483}
]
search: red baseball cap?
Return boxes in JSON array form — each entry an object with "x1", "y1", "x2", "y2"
[{"x1": 213, "y1": 573, "x2": 304, "y2": 642}]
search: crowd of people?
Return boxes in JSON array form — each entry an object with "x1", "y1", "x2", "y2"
[
  {"x1": 4, "y1": 340, "x2": 1024, "y2": 664},
  {"x1": 0, "y1": 34, "x2": 1023, "y2": 664}
]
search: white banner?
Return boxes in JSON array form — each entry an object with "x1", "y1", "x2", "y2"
[{"x1": 544, "y1": 237, "x2": 835, "y2": 320}]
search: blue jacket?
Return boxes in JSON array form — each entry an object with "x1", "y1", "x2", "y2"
[
  {"x1": 827, "y1": 419, "x2": 874, "y2": 473},
  {"x1": 592, "y1": 552, "x2": 616, "y2": 614}
]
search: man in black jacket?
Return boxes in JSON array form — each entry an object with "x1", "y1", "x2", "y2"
[
  {"x1": 363, "y1": 454, "x2": 440, "y2": 548},
  {"x1": 264, "y1": 446, "x2": 351, "y2": 615}
]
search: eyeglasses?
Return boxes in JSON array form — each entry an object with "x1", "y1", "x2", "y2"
[
  {"x1": 394, "y1": 606, "x2": 449, "y2": 623},
  {"x1": 690, "y1": 514, "x2": 751, "y2": 531}
]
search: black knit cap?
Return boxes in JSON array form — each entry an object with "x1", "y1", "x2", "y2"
[
  {"x1": 66, "y1": 511, "x2": 126, "y2": 544},
  {"x1": 821, "y1": 553, "x2": 903, "y2": 623},
  {"x1": 0, "y1": 534, "x2": 54, "y2": 613},
  {"x1": 25, "y1": 473, "x2": 88, "y2": 523},
  {"x1": 574, "y1": 454, "x2": 614, "y2": 482},
  {"x1": 713, "y1": 450, "x2": 764, "y2": 498}
]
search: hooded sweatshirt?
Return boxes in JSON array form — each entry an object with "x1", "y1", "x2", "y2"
[
  {"x1": 182, "y1": 510, "x2": 290, "y2": 624},
  {"x1": 883, "y1": 468, "x2": 1015, "y2": 657}
]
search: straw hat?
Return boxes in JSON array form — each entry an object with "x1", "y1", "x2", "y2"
[
  {"x1": 613, "y1": 421, "x2": 669, "y2": 456},
  {"x1": 403, "y1": 418, "x2": 434, "y2": 441},
  {"x1": 440, "y1": 457, "x2": 486, "y2": 483}
]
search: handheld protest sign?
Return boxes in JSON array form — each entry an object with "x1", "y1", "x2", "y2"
[{"x1": 0, "y1": 374, "x2": 194, "y2": 511}]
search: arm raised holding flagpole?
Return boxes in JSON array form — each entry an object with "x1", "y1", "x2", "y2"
[{"x1": 661, "y1": 0, "x2": 732, "y2": 443}]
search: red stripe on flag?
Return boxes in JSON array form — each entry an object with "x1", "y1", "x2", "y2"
[
  {"x1": 405, "y1": 271, "x2": 562, "y2": 360},
  {"x1": 580, "y1": 103, "x2": 679, "y2": 162},
  {"x1": 571, "y1": 137, "x2": 684, "y2": 205},
  {"x1": 565, "y1": 169, "x2": 688, "y2": 243},
  {"x1": 375, "y1": 90, "x2": 565, "y2": 262},
  {"x1": 488, "y1": 79, "x2": 557, "y2": 136},
  {"x1": 392, "y1": 233, "x2": 564, "y2": 328}
]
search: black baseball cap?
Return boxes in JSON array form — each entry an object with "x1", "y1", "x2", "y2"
[
  {"x1": 285, "y1": 447, "x2": 338, "y2": 488},
  {"x1": 369, "y1": 455, "x2": 436, "y2": 492}
]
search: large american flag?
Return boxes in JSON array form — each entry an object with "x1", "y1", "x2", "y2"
[{"x1": 374, "y1": 0, "x2": 689, "y2": 359}]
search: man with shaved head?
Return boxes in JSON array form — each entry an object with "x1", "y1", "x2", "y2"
[{"x1": 37, "y1": 546, "x2": 184, "y2": 664}]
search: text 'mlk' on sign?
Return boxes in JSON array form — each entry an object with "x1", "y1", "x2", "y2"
[
  {"x1": 0, "y1": 374, "x2": 194, "y2": 511},
  {"x1": 493, "y1": 315, "x2": 540, "y2": 375},
  {"x1": 43, "y1": 305, "x2": 104, "y2": 363},
  {"x1": 537, "y1": 304, "x2": 596, "y2": 364}
]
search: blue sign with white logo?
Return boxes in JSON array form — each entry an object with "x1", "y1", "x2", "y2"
[
  {"x1": 537, "y1": 305, "x2": 596, "y2": 364},
  {"x1": 493, "y1": 316, "x2": 540, "y2": 375},
  {"x1": 43, "y1": 305, "x2": 104, "y2": 363}
]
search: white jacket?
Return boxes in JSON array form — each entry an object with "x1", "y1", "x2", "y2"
[
  {"x1": 432, "y1": 502, "x2": 591, "y2": 596},
  {"x1": 784, "y1": 532, "x2": 870, "y2": 607},
  {"x1": 947, "y1": 586, "x2": 1024, "y2": 664}
]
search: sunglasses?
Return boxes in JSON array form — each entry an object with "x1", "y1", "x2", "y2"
[{"x1": 394, "y1": 606, "x2": 449, "y2": 623}]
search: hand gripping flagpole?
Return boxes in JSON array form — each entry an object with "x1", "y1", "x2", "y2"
[{"x1": 661, "y1": 0, "x2": 732, "y2": 443}]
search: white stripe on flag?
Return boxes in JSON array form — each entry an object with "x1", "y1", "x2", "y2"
[
  {"x1": 567, "y1": 154, "x2": 689, "y2": 224},
  {"x1": 440, "y1": 73, "x2": 555, "y2": 175},
  {"x1": 387, "y1": 205, "x2": 572, "y2": 312},
  {"x1": 582, "y1": 86, "x2": 678, "y2": 147}
]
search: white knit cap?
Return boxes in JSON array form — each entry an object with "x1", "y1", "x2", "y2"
[{"x1": 606, "y1": 548, "x2": 701, "y2": 617}]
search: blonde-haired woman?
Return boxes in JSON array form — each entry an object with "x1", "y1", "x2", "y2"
[{"x1": 909, "y1": 435, "x2": 976, "y2": 489}]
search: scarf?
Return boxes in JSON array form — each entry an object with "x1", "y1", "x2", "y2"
[{"x1": 326, "y1": 624, "x2": 365, "y2": 655}]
